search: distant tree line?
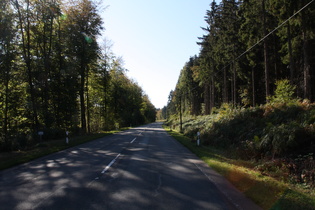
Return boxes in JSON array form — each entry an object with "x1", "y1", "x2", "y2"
[
  {"x1": 167, "y1": 0, "x2": 315, "y2": 116},
  {"x1": 0, "y1": 0, "x2": 156, "y2": 151}
]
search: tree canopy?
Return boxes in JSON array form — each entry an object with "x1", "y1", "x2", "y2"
[
  {"x1": 0, "y1": 0, "x2": 156, "y2": 151},
  {"x1": 166, "y1": 0, "x2": 315, "y2": 117}
]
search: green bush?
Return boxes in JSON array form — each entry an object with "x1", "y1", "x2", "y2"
[
  {"x1": 268, "y1": 79, "x2": 299, "y2": 105},
  {"x1": 166, "y1": 100, "x2": 315, "y2": 190},
  {"x1": 168, "y1": 101, "x2": 315, "y2": 158},
  {"x1": 260, "y1": 123, "x2": 299, "y2": 158}
]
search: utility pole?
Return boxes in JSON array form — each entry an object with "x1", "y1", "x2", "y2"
[{"x1": 179, "y1": 95, "x2": 183, "y2": 133}]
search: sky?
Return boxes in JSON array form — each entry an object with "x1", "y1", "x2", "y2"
[{"x1": 100, "y1": 0, "x2": 211, "y2": 109}]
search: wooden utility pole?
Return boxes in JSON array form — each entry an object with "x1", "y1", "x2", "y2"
[
  {"x1": 262, "y1": 0, "x2": 270, "y2": 101},
  {"x1": 179, "y1": 95, "x2": 183, "y2": 133}
]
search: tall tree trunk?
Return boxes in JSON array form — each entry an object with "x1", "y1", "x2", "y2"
[
  {"x1": 86, "y1": 71, "x2": 91, "y2": 134},
  {"x1": 204, "y1": 83, "x2": 210, "y2": 115},
  {"x1": 3, "y1": 67, "x2": 9, "y2": 145},
  {"x1": 232, "y1": 43, "x2": 237, "y2": 106},
  {"x1": 56, "y1": 20, "x2": 63, "y2": 128},
  {"x1": 179, "y1": 95, "x2": 183, "y2": 133},
  {"x1": 210, "y1": 75, "x2": 215, "y2": 110},
  {"x1": 42, "y1": 12, "x2": 55, "y2": 128},
  {"x1": 233, "y1": 60, "x2": 237, "y2": 105},
  {"x1": 80, "y1": 64, "x2": 87, "y2": 134},
  {"x1": 262, "y1": 0, "x2": 270, "y2": 101},
  {"x1": 223, "y1": 66, "x2": 228, "y2": 103},
  {"x1": 210, "y1": 76, "x2": 215, "y2": 113},
  {"x1": 252, "y1": 67, "x2": 256, "y2": 106},
  {"x1": 15, "y1": 0, "x2": 39, "y2": 131},
  {"x1": 303, "y1": 33, "x2": 311, "y2": 100},
  {"x1": 287, "y1": 22, "x2": 295, "y2": 83}
]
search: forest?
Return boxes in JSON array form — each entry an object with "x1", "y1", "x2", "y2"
[
  {"x1": 165, "y1": 0, "x2": 315, "y2": 187},
  {"x1": 167, "y1": 0, "x2": 315, "y2": 115},
  {"x1": 0, "y1": 0, "x2": 156, "y2": 151}
]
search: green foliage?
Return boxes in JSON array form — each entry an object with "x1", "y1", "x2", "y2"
[
  {"x1": 167, "y1": 0, "x2": 315, "y2": 118},
  {"x1": 169, "y1": 102, "x2": 315, "y2": 188},
  {"x1": 260, "y1": 123, "x2": 299, "y2": 157},
  {"x1": 267, "y1": 79, "x2": 298, "y2": 105},
  {"x1": 0, "y1": 0, "x2": 156, "y2": 151},
  {"x1": 271, "y1": 189, "x2": 315, "y2": 210},
  {"x1": 166, "y1": 127, "x2": 315, "y2": 210}
]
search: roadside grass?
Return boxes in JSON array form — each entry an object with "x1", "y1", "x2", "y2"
[
  {"x1": 0, "y1": 129, "x2": 126, "y2": 171},
  {"x1": 165, "y1": 127, "x2": 315, "y2": 210}
]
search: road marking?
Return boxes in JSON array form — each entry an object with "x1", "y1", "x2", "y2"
[
  {"x1": 101, "y1": 153, "x2": 121, "y2": 174},
  {"x1": 130, "y1": 137, "x2": 137, "y2": 143}
]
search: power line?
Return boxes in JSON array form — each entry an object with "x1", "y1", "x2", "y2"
[
  {"x1": 235, "y1": 0, "x2": 314, "y2": 62},
  {"x1": 214, "y1": 0, "x2": 314, "y2": 78},
  {"x1": 174, "y1": 0, "x2": 314, "y2": 100}
]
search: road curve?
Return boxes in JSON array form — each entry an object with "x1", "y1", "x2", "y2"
[{"x1": 0, "y1": 122, "x2": 261, "y2": 210}]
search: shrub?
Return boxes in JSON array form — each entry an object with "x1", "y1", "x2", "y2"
[
  {"x1": 267, "y1": 79, "x2": 299, "y2": 105},
  {"x1": 167, "y1": 100, "x2": 315, "y2": 160},
  {"x1": 260, "y1": 123, "x2": 299, "y2": 158}
]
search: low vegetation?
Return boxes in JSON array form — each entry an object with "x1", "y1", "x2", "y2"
[
  {"x1": 167, "y1": 79, "x2": 315, "y2": 188},
  {"x1": 165, "y1": 128, "x2": 315, "y2": 209},
  {"x1": 0, "y1": 130, "x2": 124, "y2": 170},
  {"x1": 165, "y1": 81, "x2": 315, "y2": 209}
]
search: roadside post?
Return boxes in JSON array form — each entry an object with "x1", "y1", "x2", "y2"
[
  {"x1": 66, "y1": 131, "x2": 69, "y2": 144},
  {"x1": 38, "y1": 131, "x2": 44, "y2": 142},
  {"x1": 197, "y1": 131, "x2": 200, "y2": 146}
]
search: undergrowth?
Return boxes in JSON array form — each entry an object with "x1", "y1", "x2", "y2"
[
  {"x1": 0, "y1": 130, "x2": 121, "y2": 170},
  {"x1": 165, "y1": 128, "x2": 315, "y2": 210},
  {"x1": 166, "y1": 101, "x2": 315, "y2": 190}
]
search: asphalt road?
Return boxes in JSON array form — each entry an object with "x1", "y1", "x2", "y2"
[{"x1": 0, "y1": 122, "x2": 261, "y2": 210}]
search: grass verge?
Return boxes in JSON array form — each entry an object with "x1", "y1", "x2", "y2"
[
  {"x1": 165, "y1": 127, "x2": 315, "y2": 210},
  {"x1": 0, "y1": 129, "x2": 125, "y2": 171}
]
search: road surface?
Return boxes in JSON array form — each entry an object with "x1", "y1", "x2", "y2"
[{"x1": 0, "y1": 122, "x2": 261, "y2": 210}]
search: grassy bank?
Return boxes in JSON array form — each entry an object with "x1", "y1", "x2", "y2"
[
  {"x1": 167, "y1": 101, "x2": 315, "y2": 187},
  {"x1": 165, "y1": 128, "x2": 315, "y2": 210},
  {"x1": 0, "y1": 130, "x2": 125, "y2": 171}
]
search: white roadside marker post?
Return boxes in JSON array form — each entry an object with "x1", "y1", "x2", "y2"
[
  {"x1": 38, "y1": 131, "x2": 44, "y2": 142},
  {"x1": 66, "y1": 131, "x2": 69, "y2": 144},
  {"x1": 197, "y1": 131, "x2": 200, "y2": 146}
]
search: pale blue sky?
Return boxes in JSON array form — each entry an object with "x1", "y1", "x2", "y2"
[{"x1": 101, "y1": 0, "x2": 212, "y2": 108}]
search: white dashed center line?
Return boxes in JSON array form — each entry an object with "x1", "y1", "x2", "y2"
[
  {"x1": 101, "y1": 153, "x2": 121, "y2": 174},
  {"x1": 130, "y1": 137, "x2": 137, "y2": 143}
]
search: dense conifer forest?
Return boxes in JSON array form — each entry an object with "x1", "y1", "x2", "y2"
[
  {"x1": 167, "y1": 0, "x2": 315, "y2": 115},
  {"x1": 165, "y1": 0, "x2": 315, "y2": 188}
]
